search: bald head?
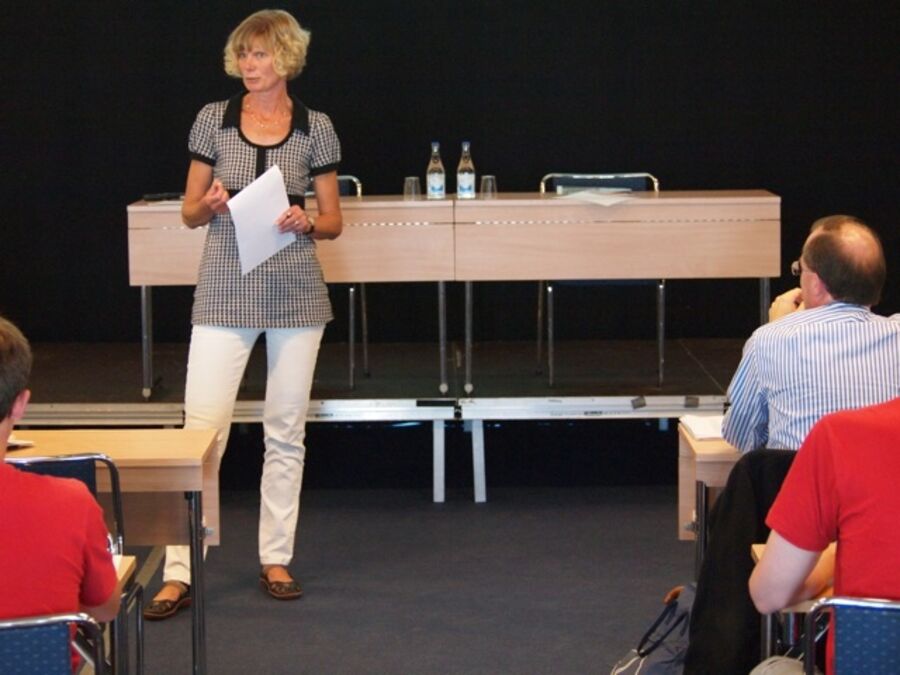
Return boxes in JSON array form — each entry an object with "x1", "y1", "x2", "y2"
[{"x1": 802, "y1": 215, "x2": 885, "y2": 307}]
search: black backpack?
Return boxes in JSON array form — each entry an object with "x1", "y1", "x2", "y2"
[{"x1": 610, "y1": 583, "x2": 695, "y2": 675}]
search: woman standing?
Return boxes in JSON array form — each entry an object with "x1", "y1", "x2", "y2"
[{"x1": 144, "y1": 9, "x2": 342, "y2": 619}]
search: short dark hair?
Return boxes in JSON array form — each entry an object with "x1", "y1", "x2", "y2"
[
  {"x1": 0, "y1": 317, "x2": 31, "y2": 420},
  {"x1": 803, "y1": 216, "x2": 885, "y2": 306}
]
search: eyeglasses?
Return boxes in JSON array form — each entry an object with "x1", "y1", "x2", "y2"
[{"x1": 791, "y1": 259, "x2": 803, "y2": 277}]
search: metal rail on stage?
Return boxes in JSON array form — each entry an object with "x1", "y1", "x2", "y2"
[{"x1": 24, "y1": 395, "x2": 728, "y2": 504}]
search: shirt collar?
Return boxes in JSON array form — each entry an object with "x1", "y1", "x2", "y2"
[{"x1": 221, "y1": 91, "x2": 310, "y2": 135}]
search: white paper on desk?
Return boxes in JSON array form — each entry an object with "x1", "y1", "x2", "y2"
[
  {"x1": 680, "y1": 414, "x2": 725, "y2": 440},
  {"x1": 560, "y1": 189, "x2": 634, "y2": 207},
  {"x1": 228, "y1": 165, "x2": 295, "y2": 275}
]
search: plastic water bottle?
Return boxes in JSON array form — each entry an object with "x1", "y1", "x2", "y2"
[
  {"x1": 426, "y1": 142, "x2": 445, "y2": 199},
  {"x1": 456, "y1": 141, "x2": 476, "y2": 199}
]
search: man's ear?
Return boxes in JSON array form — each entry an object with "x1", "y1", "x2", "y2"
[
  {"x1": 807, "y1": 270, "x2": 834, "y2": 306},
  {"x1": 10, "y1": 389, "x2": 30, "y2": 422}
]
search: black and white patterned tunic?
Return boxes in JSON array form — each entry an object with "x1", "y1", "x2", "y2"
[{"x1": 189, "y1": 92, "x2": 340, "y2": 328}]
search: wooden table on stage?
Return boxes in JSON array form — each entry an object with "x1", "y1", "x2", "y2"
[
  {"x1": 454, "y1": 190, "x2": 781, "y2": 393},
  {"x1": 127, "y1": 197, "x2": 455, "y2": 398},
  {"x1": 14, "y1": 428, "x2": 218, "y2": 675},
  {"x1": 677, "y1": 422, "x2": 741, "y2": 577}
]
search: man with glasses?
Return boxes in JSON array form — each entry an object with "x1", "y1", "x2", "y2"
[
  {"x1": 684, "y1": 215, "x2": 900, "y2": 675},
  {"x1": 723, "y1": 214, "x2": 899, "y2": 454}
]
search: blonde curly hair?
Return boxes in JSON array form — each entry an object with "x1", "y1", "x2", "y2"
[{"x1": 223, "y1": 9, "x2": 310, "y2": 81}]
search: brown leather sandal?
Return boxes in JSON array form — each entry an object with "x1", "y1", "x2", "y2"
[
  {"x1": 143, "y1": 581, "x2": 191, "y2": 620},
  {"x1": 260, "y1": 567, "x2": 303, "y2": 600}
]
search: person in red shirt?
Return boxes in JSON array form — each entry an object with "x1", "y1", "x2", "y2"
[
  {"x1": 0, "y1": 317, "x2": 121, "y2": 635},
  {"x1": 750, "y1": 397, "x2": 900, "y2": 674}
]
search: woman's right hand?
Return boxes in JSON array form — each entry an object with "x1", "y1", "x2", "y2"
[
  {"x1": 183, "y1": 160, "x2": 228, "y2": 227},
  {"x1": 203, "y1": 179, "x2": 230, "y2": 215}
]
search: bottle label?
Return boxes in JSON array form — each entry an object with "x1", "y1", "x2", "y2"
[
  {"x1": 457, "y1": 173, "x2": 475, "y2": 198},
  {"x1": 427, "y1": 173, "x2": 445, "y2": 198}
]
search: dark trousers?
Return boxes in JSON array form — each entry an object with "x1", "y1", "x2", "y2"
[{"x1": 683, "y1": 449, "x2": 796, "y2": 675}]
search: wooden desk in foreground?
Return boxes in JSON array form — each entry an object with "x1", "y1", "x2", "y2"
[
  {"x1": 14, "y1": 429, "x2": 220, "y2": 547},
  {"x1": 677, "y1": 422, "x2": 741, "y2": 541},
  {"x1": 13, "y1": 428, "x2": 218, "y2": 675}
]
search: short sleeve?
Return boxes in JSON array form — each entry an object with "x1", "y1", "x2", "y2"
[
  {"x1": 78, "y1": 493, "x2": 117, "y2": 608},
  {"x1": 188, "y1": 103, "x2": 219, "y2": 166},
  {"x1": 766, "y1": 418, "x2": 838, "y2": 551},
  {"x1": 308, "y1": 111, "x2": 341, "y2": 176}
]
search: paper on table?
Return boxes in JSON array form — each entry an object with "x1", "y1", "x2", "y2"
[
  {"x1": 560, "y1": 189, "x2": 634, "y2": 207},
  {"x1": 227, "y1": 165, "x2": 296, "y2": 275},
  {"x1": 680, "y1": 414, "x2": 725, "y2": 440}
]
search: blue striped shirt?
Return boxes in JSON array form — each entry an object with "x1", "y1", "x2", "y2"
[{"x1": 723, "y1": 302, "x2": 900, "y2": 453}]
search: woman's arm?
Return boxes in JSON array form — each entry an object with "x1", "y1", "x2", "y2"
[
  {"x1": 273, "y1": 170, "x2": 343, "y2": 239},
  {"x1": 308, "y1": 171, "x2": 343, "y2": 240},
  {"x1": 182, "y1": 160, "x2": 230, "y2": 228}
]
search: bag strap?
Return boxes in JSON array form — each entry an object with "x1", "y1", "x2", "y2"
[{"x1": 635, "y1": 600, "x2": 689, "y2": 657}]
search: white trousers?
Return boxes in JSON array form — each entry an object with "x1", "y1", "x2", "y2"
[{"x1": 163, "y1": 324, "x2": 324, "y2": 585}]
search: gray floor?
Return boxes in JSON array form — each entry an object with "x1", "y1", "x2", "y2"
[
  {"x1": 27, "y1": 338, "x2": 722, "y2": 673},
  {"x1": 139, "y1": 486, "x2": 694, "y2": 675}
]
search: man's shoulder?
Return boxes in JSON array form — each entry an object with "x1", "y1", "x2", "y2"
[
  {"x1": 818, "y1": 397, "x2": 900, "y2": 432},
  {"x1": 753, "y1": 303, "x2": 891, "y2": 340},
  {"x1": 3, "y1": 466, "x2": 95, "y2": 506}
]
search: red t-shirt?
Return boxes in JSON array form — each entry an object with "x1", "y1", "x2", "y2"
[
  {"x1": 0, "y1": 463, "x2": 118, "y2": 668},
  {"x1": 767, "y1": 397, "x2": 900, "y2": 674}
]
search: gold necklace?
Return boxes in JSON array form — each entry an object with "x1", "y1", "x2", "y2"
[{"x1": 242, "y1": 105, "x2": 291, "y2": 129}]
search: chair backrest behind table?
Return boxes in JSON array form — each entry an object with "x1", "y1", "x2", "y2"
[{"x1": 6, "y1": 453, "x2": 126, "y2": 554}]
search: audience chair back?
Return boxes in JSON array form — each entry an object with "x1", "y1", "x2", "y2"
[
  {"x1": 0, "y1": 612, "x2": 105, "y2": 675},
  {"x1": 6, "y1": 453, "x2": 125, "y2": 554},
  {"x1": 535, "y1": 172, "x2": 664, "y2": 387},
  {"x1": 804, "y1": 596, "x2": 900, "y2": 675}
]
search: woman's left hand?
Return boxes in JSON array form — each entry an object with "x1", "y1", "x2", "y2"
[{"x1": 276, "y1": 205, "x2": 314, "y2": 234}]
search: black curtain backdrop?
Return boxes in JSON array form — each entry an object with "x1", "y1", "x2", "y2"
[{"x1": 3, "y1": 2, "x2": 898, "y2": 343}]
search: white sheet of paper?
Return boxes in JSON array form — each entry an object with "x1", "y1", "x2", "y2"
[
  {"x1": 679, "y1": 414, "x2": 725, "y2": 440},
  {"x1": 560, "y1": 189, "x2": 634, "y2": 206},
  {"x1": 227, "y1": 165, "x2": 296, "y2": 275}
]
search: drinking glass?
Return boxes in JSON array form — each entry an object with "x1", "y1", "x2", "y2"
[
  {"x1": 403, "y1": 176, "x2": 421, "y2": 199},
  {"x1": 480, "y1": 175, "x2": 498, "y2": 198}
]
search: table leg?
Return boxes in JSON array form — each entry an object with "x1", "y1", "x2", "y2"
[
  {"x1": 694, "y1": 479, "x2": 708, "y2": 580},
  {"x1": 360, "y1": 283, "x2": 370, "y2": 377},
  {"x1": 762, "y1": 612, "x2": 774, "y2": 660},
  {"x1": 759, "y1": 277, "x2": 771, "y2": 325},
  {"x1": 187, "y1": 491, "x2": 206, "y2": 675},
  {"x1": 432, "y1": 420, "x2": 445, "y2": 503},
  {"x1": 114, "y1": 582, "x2": 144, "y2": 675},
  {"x1": 464, "y1": 281, "x2": 474, "y2": 394},
  {"x1": 141, "y1": 286, "x2": 154, "y2": 400},
  {"x1": 113, "y1": 596, "x2": 128, "y2": 675},
  {"x1": 348, "y1": 285, "x2": 356, "y2": 390},
  {"x1": 472, "y1": 419, "x2": 486, "y2": 502},
  {"x1": 438, "y1": 282, "x2": 448, "y2": 394}
]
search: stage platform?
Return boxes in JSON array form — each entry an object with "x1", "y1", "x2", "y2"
[{"x1": 23, "y1": 338, "x2": 739, "y2": 426}]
